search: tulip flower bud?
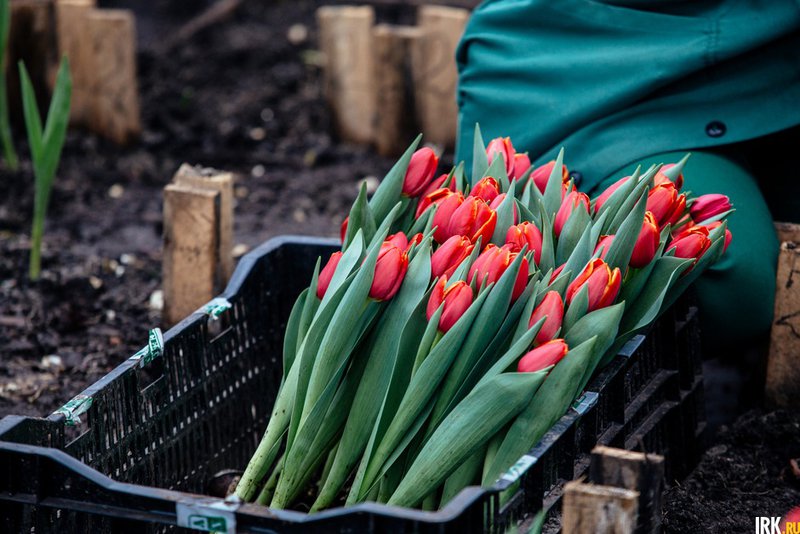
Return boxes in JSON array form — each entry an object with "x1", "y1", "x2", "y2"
[
  {"x1": 468, "y1": 244, "x2": 528, "y2": 300},
  {"x1": 654, "y1": 163, "x2": 684, "y2": 190},
  {"x1": 317, "y1": 251, "x2": 343, "y2": 299},
  {"x1": 594, "y1": 235, "x2": 615, "y2": 261},
  {"x1": 528, "y1": 291, "x2": 564, "y2": 345},
  {"x1": 340, "y1": 217, "x2": 349, "y2": 243},
  {"x1": 554, "y1": 190, "x2": 591, "y2": 236},
  {"x1": 629, "y1": 212, "x2": 660, "y2": 268},
  {"x1": 689, "y1": 194, "x2": 731, "y2": 222},
  {"x1": 517, "y1": 339, "x2": 569, "y2": 373},
  {"x1": 512, "y1": 153, "x2": 531, "y2": 181},
  {"x1": 705, "y1": 221, "x2": 732, "y2": 253},
  {"x1": 431, "y1": 235, "x2": 474, "y2": 279},
  {"x1": 416, "y1": 187, "x2": 453, "y2": 219},
  {"x1": 506, "y1": 222, "x2": 543, "y2": 264},
  {"x1": 421, "y1": 173, "x2": 456, "y2": 199},
  {"x1": 407, "y1": 232, "x2": 424, "y2": 251},
  {"x1": 369, "y1": 244, "x2": 409, "y2": 301},
  {"x1": 426, "y1": 277, "x2": 474, "y2": 332},
  {"x1": 429, "y1": 190, "x2": 465, "y2": 242},
  {"x1": 593, "y1": 176, "x2": 629, "y2": 214},
  {"x1": 469, "y1": 177, "x2": 501, "y2": 204},
  {"x1": 550, "y1": 263, "x2": 566, "y2": 282},
  {"x1": 446, "y1": 196, "x2": 498, "y2": 245},
  {"x1": 486, "y1": 137, "x2": 516, "y2": 178},
  {"x1": 489, "y1": 193, "x2": 519, "y2": 225},
  {"x1": 386, "y1": 232, "x2": 408, "y2": 251},
  {"x1": 566, "y1": 258, "x2": 622, "y2": 312},
  {"x1": 646, "y1": 182, "x2": 686, "y2": 228},
  {"x1": 402, "y1": 147, "x2": 439, "y2": 197},
  {"x1": 667, "y1": 225, "x2": 711, "y2": 261},
  {"x1": 531, "y1": 160, "x2": 569, "y2": 194}
]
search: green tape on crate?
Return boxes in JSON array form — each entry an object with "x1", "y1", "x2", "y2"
[
  {"x1": 499, "y1": 454, "x2": 538, "y2": 483},
  {"x1": 199, "y1": 297, "x2": 232, "y2": 319},
  {"x1": 176, "y1": 497, "x2": 240, "y2": 534},
  {"x1": 571, "y1": 391, "x2": 599, "y2": 415},
  {"x1": 53, "y1": 394, "x2": 93, "y2": 426},
  {"x1": 129, "y1": 328, "x2": 164, "y2": 368}
]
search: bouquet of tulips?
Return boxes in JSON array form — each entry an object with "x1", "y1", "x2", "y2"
[{"x1": 234, "y1": 126, "x2": 732, "y2": 511}]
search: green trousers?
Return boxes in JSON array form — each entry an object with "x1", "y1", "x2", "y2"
[{"x1": 591, "y1": 151, "x2": 779, "y2": 353}]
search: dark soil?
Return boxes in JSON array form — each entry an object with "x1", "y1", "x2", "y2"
[
  {"x1": 0, "y1": 0, "x2": 406, "y2": 418},
  {"x1": 664, "y1": 410, "x2": 800, "y2": 533}
]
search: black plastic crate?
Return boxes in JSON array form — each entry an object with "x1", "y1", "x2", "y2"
[{"x1": 0, "y1": 236, "x2": 706, "y2": 533}]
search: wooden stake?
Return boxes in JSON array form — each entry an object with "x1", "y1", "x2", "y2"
[
  {"x1": 766, "y1": 240, "x2": 800, "y2": 408},
  {"x1": 562, "y1": 481, "x2": 639, "y2": 534},
  {"x1": 373, "y1": 24, "x2": 423, "y2": 157},
  {"x1": 173, "y1": 163, "x2": 234, "y2": 284},
  {"x1": 163, "y1": 184, "x2": 220, "y2": 326},
  {"x1": 590, "y1": 446, "x2": 665, "y2": 534},
  {"x1": 317, "y1": 6, "x2": 375, "y2": 144},
  {"x1": 411, "y1": 5, "x2": 468, "y2": 148},
  {"x1": 775, "y1": 221, "x2": 800, "y2": 244},
  {"x1": 55, "y1": 0, "x2": 96, "y2": 124},
  {"x1": 86, "y1": 9, "x2": 141, "y2": 144}
]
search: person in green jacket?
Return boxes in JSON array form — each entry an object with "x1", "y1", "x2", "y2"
[{"x1": 455, "y1": 0, "x2": 800, "y2": 364}]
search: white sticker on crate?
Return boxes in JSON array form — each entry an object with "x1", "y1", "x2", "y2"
[
  {"x1": 571, "y1": 391, "x2": 599, "y2": 415},
  {"x1": 176, "y1": 498, "x2": 239, "y2": 534},
  {"x1": 500, "y1": 454, "x2": 538, "y2": 483}
]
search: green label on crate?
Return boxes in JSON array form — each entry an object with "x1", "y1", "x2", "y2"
[
  {"x1": 53, "y1": 394, "x2": 93, "y2": 426},
  {"x1": 199, "y1": 297, "x2": 232, "y2": 319},
  {"x1": 500, "y1": 454, "x2": 537, "y2": 483},
  {"x1": 571, "y1": 391, "x2": 599, "y2": 415},
  {"x1": 130, "y1": 328, "x2": 164, "y2": 367},
  {"x1": 176, "y1": 499, "x2": 239, "y2": 534}
]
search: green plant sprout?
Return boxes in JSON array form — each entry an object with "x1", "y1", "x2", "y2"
[
  {"x1": 20, "y1": 56, "x2": 72, "y2": 280},
  {"x1": 0, "y1": 0, "x2": 18, "y2": 169}
]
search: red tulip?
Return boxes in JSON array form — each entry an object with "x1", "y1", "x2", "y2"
[
  {"x1": 402, "y1": 147, "x2": 439, "y2": 197},
  {"x1": 506, "y1": 222, "x2": 543, "y2": 264},
  {"x1": 705, "y1": 221, "x2": 732, "y2": 253},
  {"x1": 667, "y1": 225, "x2": 711, "y2": 261},
  {"x1": 517, "y1": 339, "x2": 569, "y2": 373},
  {"x1": 486, "y1": 137, "x2": 516, "y2": 178},
  {"x1": 554, "y1": 190, "x2": 591, "y2": 236},
  {"x1": 386, "y1": 232, "x2": 408, "y2": 251},
  {"x1": 593, "y1": 176, "x2": 629, "y2": 214},
  {"x1": 689, "y1": 194, "x2": 731, "y2": 222},
  {"x1": 421, "y1": 173, "x2": 456, "y2": 199},
  {"x1": 654, "y1": 163, "x2": 683, "y2": 190},
  {"x1": 566, "y1": 258, "x2": 622, "y2": 311},
  {"x1": 340, "y1": 217, "x2": 349, "y2": 243},
  {"x1": 550, "y1": 263, "x2": 566, "y2": 282},
  {"x1": 528, "y1": 291, "x2": 564, "y2": 345},
  {"x1": 407, "y1": 232, "x2": 424, "y2": 251},
  {"x1": 429, "y1": 190, "x2": 465, "y2": 242},
  {"x1": 468, "y1": 244, "x2": 529, "y2": 300},
  {"x1": 594, "y1": 235, "x2": 615, "y2": 261},
  {"x1": 629, "y1": 211, "x2": 660, "y2": 268},
  {"x1": 531, "y1": 160, "x2": 569, "y2": 194},
  {"x1": 369, "y1": 244, "x2": 409, "y2": 301},
  {"x1": 469, "y1": 177, "x2": 501, "y2": 204},
  {"x1": 431, "y1": 235, "x2": 474, "y2": 279},
  {"x1": 416, "y1": 187, "x2": 454, "y2": 219},
  {"x1": 646, "y1": 182, "x2": 686, "y2": 228},
  {"x1": 489, "y1": 193, "x2": 519, "y2": 225},
  {"x1": 317, "y1": 251, "x2": 342, "y2": 299},
  {"x1": 512, "y1": 153, "x2": 531, "y2": 181},
  {"x1": 426, "y1": 277, "x2": 474, "y2": 332},
  {"x1": 446, "y1": 196, "x2": 498, "y2": 245}
]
